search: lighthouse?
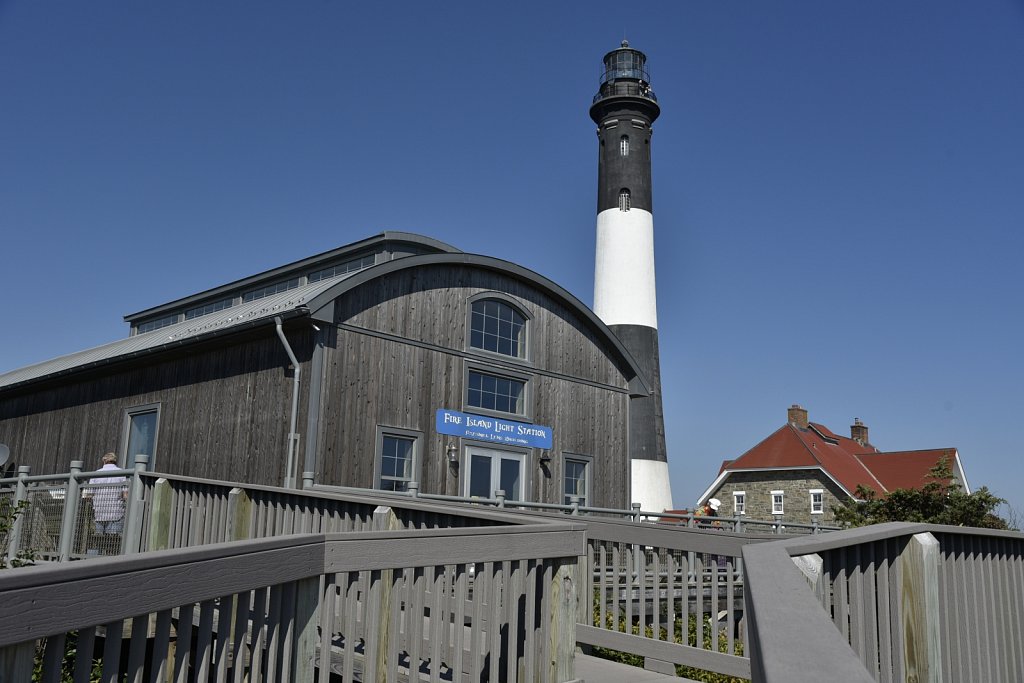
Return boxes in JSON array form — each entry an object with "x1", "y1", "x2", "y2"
[{"x1": 591, "y1": 41, "x2": 674, "y2": 512}]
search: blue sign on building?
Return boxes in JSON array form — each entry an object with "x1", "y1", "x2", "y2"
[{"x1": 436, "y1": 409, "x2": 553, "y2": 449}]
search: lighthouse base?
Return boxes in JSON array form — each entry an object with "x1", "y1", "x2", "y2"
[{"x1": 631, "y1": 459, "x2": 674, "y2": 513}]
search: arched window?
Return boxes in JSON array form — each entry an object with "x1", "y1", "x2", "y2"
[
  {"x1": 620, "y1": 135, "x2": 629, "y2": 157},
  {"x1": 470, "y1": 298, "x2": 527, "y2": 358},
  {"x1": 618, "y1": 188, "x2": 631, "y2": 212}
]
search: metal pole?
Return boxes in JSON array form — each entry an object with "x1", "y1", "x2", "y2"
[
  {"x1": 274, "y1": 316, "x2": 302, "y2": 489},
  {"x1": 570, "y1": 495, "x2": 580, "y2": 516},
  {"x1": 407, "y1": 482, "x2": 419, "y2": 498},
  {"x1": 301, "y1": 471, "x2": 315, "y2": 490},
  {"x1": 7, "y1": 466, "x2": 30, "y2": 562},
  {"x1": 495, "y1": 489, "x2": 506, "y2": 508},
  {"x1": 121, "y1": 454, "x2": 148, "y2": 555},
  {"x1": 57, "y1": 461, "x2": 83, "y2": 562}
]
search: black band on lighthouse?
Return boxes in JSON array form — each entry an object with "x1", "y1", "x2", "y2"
[{"x1": 590, "y1": 43, "x2": 660, "y2": 214}]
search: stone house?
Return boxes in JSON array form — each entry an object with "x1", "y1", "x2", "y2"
[{"x1": 696, "y1": 405, "x2": 970, "y2": 525}]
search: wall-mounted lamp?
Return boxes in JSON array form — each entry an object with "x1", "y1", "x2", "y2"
[
  {"x1": 446, "y1": 442, "x2": 459, "y2": 465},
  {"x1": 538, "y1": 451, "x2": 552, "y2": 465}
]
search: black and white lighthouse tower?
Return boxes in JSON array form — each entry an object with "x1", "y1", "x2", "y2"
[{"x1": 590, "y1": 41, "x2": 673, "y2": 512}]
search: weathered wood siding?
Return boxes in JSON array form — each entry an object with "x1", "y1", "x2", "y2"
[
  {"x1": 318, "y1": 265, "x2": 633, "y2": 507},
  {"x1": 0, "y1": 329, "x2": 313, "y2": 485}
]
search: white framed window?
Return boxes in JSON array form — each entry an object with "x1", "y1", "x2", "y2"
[
  {"x1": 618, "y1": 188, "x2": 631, "y2": 212},
  {"x1": 374, "y1": 426, "x2": 421, "y2": 492},
  {"x1": 771, "y1": 490, "x2": 785, "y2": 515},
  {"x1": 732, "y1": 491, "x2": 746, "y2": 515},
  {"x1": 810, "y1": 489, "x2": 824, "y2": 515},
  {"x1": 465, "y1": 366, "x2": 529, "y2": 417},
  {"x1": 469, "y1": 297, "x2": 528, "y2": 358},
  {"x1": 619, "y1": 135, "x2": 629, "y2": 157},
  {"x1": 464, "y1": 446, "x2": 527, "y2": 501},
  {"x1": 122, "y1": 403, "x2": 160, "y2": 470},
  {"x1": 563, "y1": 454, "x2": 592, "y2": 506}
]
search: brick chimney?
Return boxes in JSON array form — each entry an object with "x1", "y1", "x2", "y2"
[
  {"x1": 787, "y1": 404, "x2": 808, "y2": 429},
  {"x1": 851, "y1": 418, "x2": 869, "y2": 446}
]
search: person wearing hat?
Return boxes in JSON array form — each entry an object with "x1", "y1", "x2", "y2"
[{"x1": 705, "y1": 498, "x2": 728, "y2": 571}]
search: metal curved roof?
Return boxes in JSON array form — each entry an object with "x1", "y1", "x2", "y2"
[
  {"x1": 304, "y1": 252, "x2": 652, "y2": 395},
  {"x1": 0, "y1": 249, "x2": 650, "y2": 396}
]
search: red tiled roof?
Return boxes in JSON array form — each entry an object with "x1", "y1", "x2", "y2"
[
  {"x1": 716, "y1": 418, "x2": 960, "y2": 499},
  {"x1": 856, "y1": 449, "x2": 960, "y2": 492}
]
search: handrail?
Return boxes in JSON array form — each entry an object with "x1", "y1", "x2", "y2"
[
  {"x1": 0, "y1": 520, "x2": 585, "y2": 681},
  {"x1": 742, "y1": 523, "x2": 1024, "y2": 682},
  {"x1": 310, "y1": 481, "x2": 841, "y2": 533}
]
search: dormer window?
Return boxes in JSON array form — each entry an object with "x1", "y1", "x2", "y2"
[{"x1": 618, "y1": 189, "x2": 631, "y2": 212}]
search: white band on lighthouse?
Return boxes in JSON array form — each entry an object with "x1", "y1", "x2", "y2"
[
  {"x1": 631, "y1": 459, "x2": 674, "y2": 513},
  {"x1": 593, "y1": 207, "x2": 658, "y2": 329}
]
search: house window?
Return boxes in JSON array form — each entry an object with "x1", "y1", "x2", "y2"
[
  {"x1": 467, "y1": 370, "x2": 525, "y2": 415},
  {"x1": 185, "y1": 297, "x2": 234, "y2": 320},
  {"x1": 620, "y1": 135, "x2": 629, "y2": 157},
  {"x1": 308, "y1": 254, "x2": 376, "y2": 283},
  {"x1": 563, "y1": 455, "x2": 592, "y2": 506},
  {"x1": 618, "y1": 188, "x2": 631, "y2": 212},
  {"x1": 465, "y1": 446, "x2": 526, "y2": 501},
  {"x1": 470, "y1": 298, "x2": 527, "y2": 358},
  {"x1": 123, "y1": 404, "x2": 160, "y2": 470},
  {"x1": 810, "y1": 489, "x2": 824, "y2": 515},
  {"x1": 374, "y1": 427, "x2": 421, "y2": 492},
  {"x1": 771, "y1": 490, "x2": 784, "y2": 515},
  {"x1": 733, "y1": 491, "x2": 746, "y2": 515},
  {"x1": 242, "y1": 278, "x2": 300, "y2": 303},
  {"x1": 136, "y1": 315, "x2": 179, "y2": 334}
]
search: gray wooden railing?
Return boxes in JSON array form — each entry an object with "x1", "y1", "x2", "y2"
[
  {"x1": 1, "y1": 461, "x2": 837, "y2": 568},
  {"x1": 574, "y1": 515, "x2": 764, "y2": 679},
  {"x1": 0, "y1": 514, "x2": 585, "y2": 682},
  {"x1": 311, "y1": 481, "x2": 840, "y2": 535},
  {"x1": 743, "y1": 522, "x2": 1024, "y2": 683},
  {"x1": 39, "y1": 466, "x2": 1024, "y2": 682}
]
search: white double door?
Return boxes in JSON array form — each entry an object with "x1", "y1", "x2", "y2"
[{"x1": 465, "y1": 446, "x2": 526, "y2": 501}]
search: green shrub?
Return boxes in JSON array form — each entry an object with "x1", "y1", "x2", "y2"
[{"x1": 590, "y1": 589, "x2": 748, "y2": 682}]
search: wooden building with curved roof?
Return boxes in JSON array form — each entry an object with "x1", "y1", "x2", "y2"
[{"x1": 0, "y1": 232, "x2": 649, "y2": 508}]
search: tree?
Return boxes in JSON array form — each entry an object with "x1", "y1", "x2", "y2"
[{"x1": 835, "y1": 457, "x2": 1010, "y2": 530}]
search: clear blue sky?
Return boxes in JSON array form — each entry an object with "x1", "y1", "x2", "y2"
[{"x1": 2, "y1": 1, "x2": 1023, "y2": 516}]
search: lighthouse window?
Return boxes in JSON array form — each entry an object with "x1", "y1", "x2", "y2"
[
  {"x1": 469, "y1": 297, "x2": 528, "y2": 358},
  {"x1": 618, "y1": 189, "x2": 631, "y2": 212},
  {"x1": 620, "y1": 136, "x2": 629, "y2": 157}
]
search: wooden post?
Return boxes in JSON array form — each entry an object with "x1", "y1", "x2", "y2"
[
  {"x1": 226, "y1": 487, "x2": 252, "y2": 542},
  {"x1": 57, "y1": 460, "x2": 83, "y2": 561},
  {"x1": 901, "y1": 532, "x2": 942, "y2": 683},
  {"x1": 0, "y1": 641, "x2": 35, "y2": 681},
  {"x1": 292, "y1": 576, "x2": 320, "y2": 682},
  {"x1": 372, "y1": 506, "x2": 400, "y2": 682},
  {"x1": 549, "y1": 557, "x2": 578, "y2": 683},
  {"x1": 122, "y1": 454, "x2": 149, "y2": 554},
  {"x1": 146, "y1": 478, "x2": 172, "y2": 552},
  {"x1": 6, "y1": 466, "x2": 30, "y2": 562}
]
